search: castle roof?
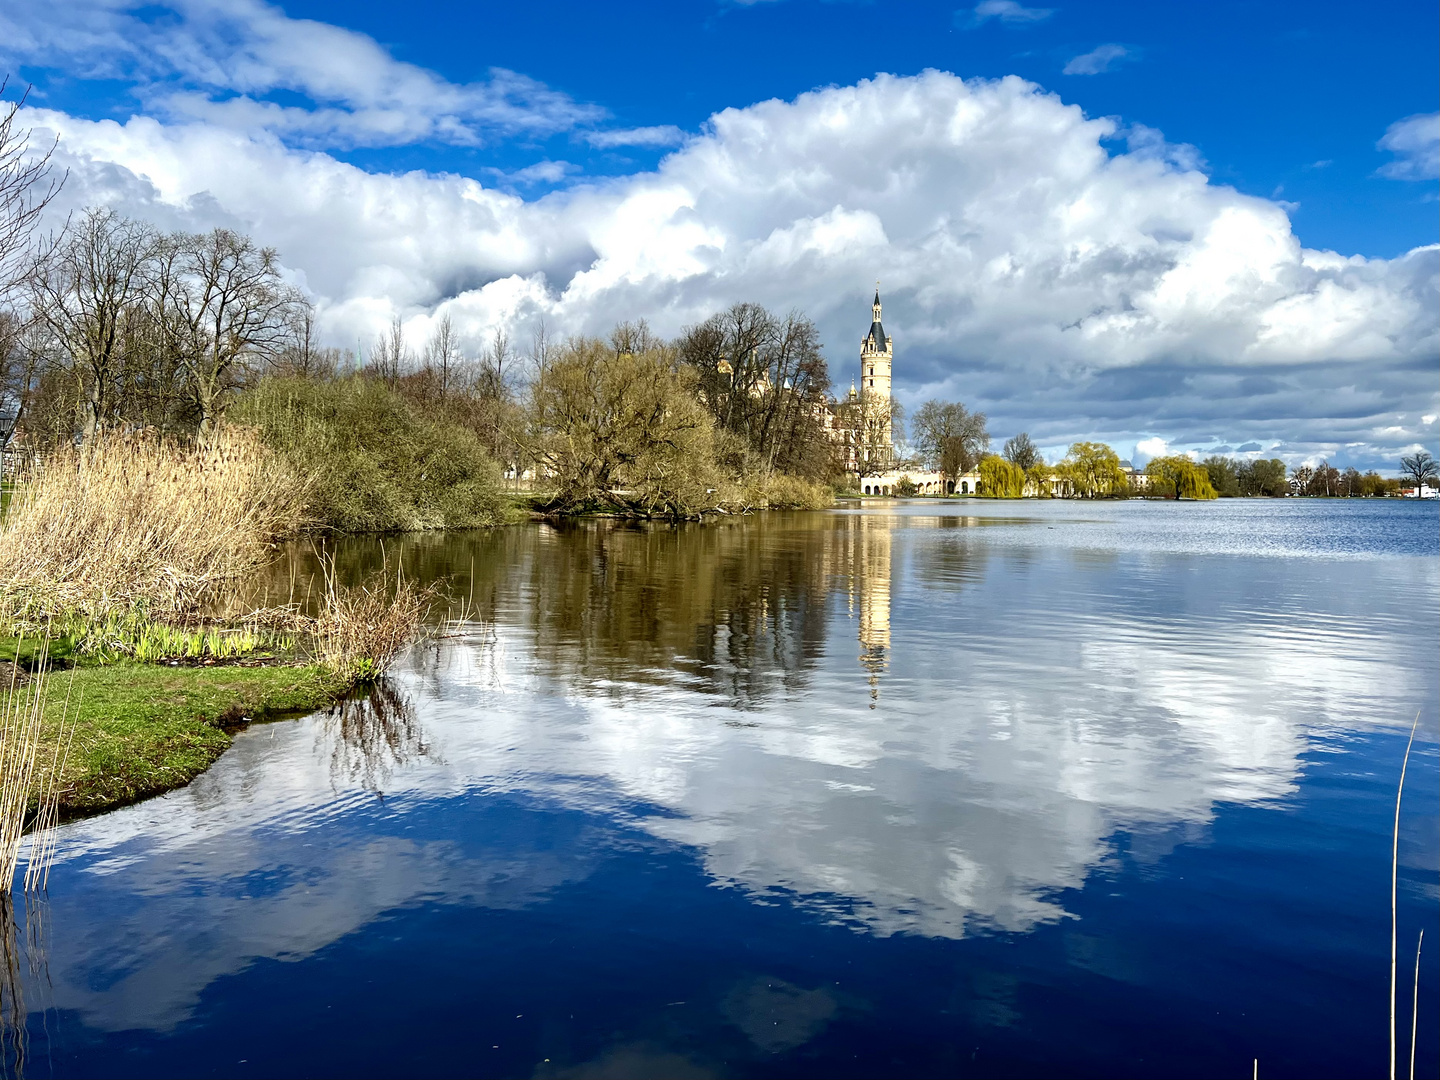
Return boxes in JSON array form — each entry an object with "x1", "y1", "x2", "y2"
[{"x1": 865, "y1": 289, "x2": 888, "y2": 351}]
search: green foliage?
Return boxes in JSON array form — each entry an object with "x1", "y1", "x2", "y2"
[
  {"x1": 1145, "y1": 455, "x2": 1219, "y2": 500},
  {"x1": 234, "y1": 375, "x2": 510, "y2": 532},
  {"x1": 529, "y1": 339, "x2": 721, "y2": 516},
  {"x1": 894, "y1": 474, "x2": 919, "y2": 497},
  {"x1": 1202, "y1": 455, "x2": 1240, "y2": 497},
  {"x1": 978, "y1": 455, "x2": 1026, "y2": 497},
  {"x1": 1238, "y1": 457, "x2": 1288, "y2": 496},
  {"x1": 1056, "y1": 442, "x2": 1128, "y2": 498}
]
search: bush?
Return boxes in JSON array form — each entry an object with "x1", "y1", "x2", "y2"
[{"x1": 234, "y1": 375, "x2": 509, "y2": 532}]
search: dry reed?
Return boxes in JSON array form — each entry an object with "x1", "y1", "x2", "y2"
[
  {"x1": 314, "y1": 558, "x2": 432, "y2": 683},
  {"x1": 1390, "y1": 708, "x2": 1420, "y2": 1080},
  {"x1": 0, "y1": 643, "x2": 74, "y2": 894},
  {"x1": 0, "y1": 428, "x2": 309, "y2": 623}
]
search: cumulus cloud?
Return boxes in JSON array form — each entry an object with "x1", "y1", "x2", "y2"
[
  {"x1": 1132, "y1": 437, "x2": 1168, "y2": 467},
  {"x1": 1378, "y1": 112, "x2": 1440, "y2": 180},
  {"x1": 16, "y1": 69, "x2": 1440, "y2": 469},
  {"x1": 962, "y1": 1, "x2": 1055, "y2": 28},
  {"x1": 1063, "y1": 44, "x2": 1132, "y2": 76}
]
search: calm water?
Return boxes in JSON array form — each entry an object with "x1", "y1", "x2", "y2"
[{"x1": 11, "y1": 499, "x2": 1440, "y2": 1078}]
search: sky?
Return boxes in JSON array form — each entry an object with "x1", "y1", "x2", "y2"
[{"x1": 1, "y1": 0, "x2": 1436, "y2": 468}]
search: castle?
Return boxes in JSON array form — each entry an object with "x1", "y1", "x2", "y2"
[{"x1": 839, "y1": 289, "x2": 954, "y2": 496}]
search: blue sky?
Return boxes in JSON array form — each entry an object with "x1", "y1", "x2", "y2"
[{"x1": 2, "y1": 0, "x2": 1437, "y2": 467}]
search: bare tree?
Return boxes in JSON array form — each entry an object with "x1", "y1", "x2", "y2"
[
  {"x1": 368, "y1": 315, "x2": 407, "y2": 389},
  {"x1": 0, "y1": 79, "x2": 65, "y2": 297},
  {"x1": 912, "y1": 399, "x2": 989, "y2": 480},
  {"x1": 160, "y1": 228, "x2": 300, "y2": 442},
  {"x1": 1002, "y1": 432, "x2": 1041, "y2": 472},
  {"x1": 675, "y1": 303, "x2": 835, "y2": 480},
  {"x1": 29, "y1": 208, "x2": 158, "y2": 439},
  {"x1": 273, "y1": 303, "x2": 338, "y2": 379},
  {"x1": 1399, "y1": 450, "x2": 1438, "y2": 495},
  {"x1": 424, "y1": 313, "x2": 457, "y2": 402}
]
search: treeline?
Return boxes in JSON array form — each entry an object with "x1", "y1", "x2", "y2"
[
  {"x1": 0, "y1": 202, "x2": 844, "y2": 522},
  {"x1": 895, "y1": 397, "x2": 1414, "y2": 500}
]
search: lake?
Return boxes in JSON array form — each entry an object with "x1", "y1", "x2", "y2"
[{"x1": 10, "y1": 498, "x2": 1439, "y2": 1078}]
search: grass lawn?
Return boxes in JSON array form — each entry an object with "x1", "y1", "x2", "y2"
[{"x1": 2, "y1": 641, "x2": 345, "y2": 817}]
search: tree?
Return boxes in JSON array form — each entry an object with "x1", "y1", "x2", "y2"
[
  {"x1": 1289, "y1": 464, "x2": 1314, "y2": 496},
  {"x1": 0, "y1": 79, "x2": 64, "y2": 297},
  {"x1": 160, "y1": 227, "x2": 301, "y2": 442},
  {"x1": 978, "y1": 454, "x2": 1025, "y2": 497},
  {"x1": 422, "y1": 313, "x2": 458, "y2": 402},
  {"x1": 28, "y1": 208, "x2": 158, "y2": 439},
  {"x1": 1237, "y1": 457, "x2": 1287, "y2": 496},
  {"x1": 676, "y1": 303, "x2": 835, "y2": 481},
  {"x1": 1201, "y1": 455, "x2": 1239, "y2": 497},
  {"x1": 912, "y1": 399, "x2": 988, "y2": 480},
  {"x1": 527, "y1": 337, "x2": 717, "y2": 515},
  {"x1": 368, "y1": 315, "x2": 407, "y2": 389},
  {"x1": 274, "y1": 305, "x2": 341, "y2": 380},
  {"x1": 1058, "y1": 442, "x2": 1128, "y2": 498},
  {"x1": 1399, "y1": 450, "x2": 1438, "y2": 495},
  {"x1": 1002, "y1": 432, "x2": 1041, "y2": 472},
  {"x1": 833, "y1": 388, "x2": 899, "y2": 479},
  {"x1": 1145, "y1": 455, "x2": 1218, "y2": 499}
]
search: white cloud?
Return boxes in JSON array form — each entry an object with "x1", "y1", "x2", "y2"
[
  {"x1": 16, "y1": 69, "x2": 1440, "y2": 466},
  {"x1": 1063, "y1": 44, "x2": 1132, "y2": 76},
  {"x1": 1378, "y1": 112, "x2": 1440, "y2": 181},
  {"x1": 0, "y1": 0, "x2": 607, "y2": 148},
  {"x1": 582, "y1": 125, "x2": 690, "y2": 149},
  {"x1": 1132, "y1": 437, "x2": 1167, "y2": 466},
  {"x1": 964, "y1": 1, "x2": 1055, "y2": 27}
]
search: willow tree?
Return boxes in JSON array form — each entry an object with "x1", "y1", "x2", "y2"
[
  {"x1": 978, "y1": 455, "x2": 1026, "y2": 497},
  {"x1": 1145, "y1": 455, "x2": 1218, "y2": 499},
  {"x1": 1057, "y1": 442, "x2": 1128, "y2": 498},
  {"x1": 527, "y1": 338, "x2": 717, "y2": 516}
]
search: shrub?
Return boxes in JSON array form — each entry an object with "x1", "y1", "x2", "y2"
[
  {"x1": 234, "y1": 375, "x2": 509, "y2": 532},
  {"x1": 314, "y1": 563, "x2": 432, "y2": 683}
]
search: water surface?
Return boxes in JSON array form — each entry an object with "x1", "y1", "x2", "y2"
[{"x1": 13, "y1": 499, "x2": 1440, "y2": 1078}]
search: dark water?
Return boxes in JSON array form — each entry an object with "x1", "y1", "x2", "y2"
[{"x1": 12, "y1": 499, "x2": 1440, "y2": 1078}]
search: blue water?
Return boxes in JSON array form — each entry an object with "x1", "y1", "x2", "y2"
[{"x1": 14, "y1": 499, "x2": 1440, "y2": 1078}]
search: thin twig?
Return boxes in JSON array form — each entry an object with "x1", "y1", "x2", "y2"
[
  {"x1": 1411, "y1": 929, "x2": 1423, "y2": 1080},
  {"x1": 1390, "y1": 709, "x2": 1420, "y2": 1080}
]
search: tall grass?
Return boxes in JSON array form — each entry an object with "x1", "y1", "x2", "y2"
[
  {"x1": 0, "y1": 428, "x2": 308, "y2": 622},
  {"x1": 0, "y1": 643, "x2": 73, "y2": 894},
  {"x1": 314, "y1": 559, "x2": 432, "y2": 683}
]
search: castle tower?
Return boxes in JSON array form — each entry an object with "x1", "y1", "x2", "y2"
[{"x1": 858, "y1": 287, "x2": 894, "y2": 465}]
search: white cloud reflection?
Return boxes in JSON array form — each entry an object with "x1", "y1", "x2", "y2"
[{"x1": 35, "y1": 509, "x2": 1437, "y2": 1033}]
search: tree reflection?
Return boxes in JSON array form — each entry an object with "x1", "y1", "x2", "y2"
[
  {"x1": 265, "y1": 511, "x2": 995, "y2": 710},
  {"x1": 321, "y1": 679, "x2": 430, "y2": 794}
]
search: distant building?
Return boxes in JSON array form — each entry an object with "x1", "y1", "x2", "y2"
[{"x1": 837, "y1": 288, "x2": 955, "y2": 496}]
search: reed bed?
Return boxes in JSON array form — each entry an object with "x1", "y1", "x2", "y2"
[
  {"x1": 0, "y1": 643, "x2": 73, "y2": 895},
  {"x1": 314, "y1": 560, "x2": 432, "y2": 683},
  {"x1": 0, "y1": 428, "x2": 309, "y2": 623}
]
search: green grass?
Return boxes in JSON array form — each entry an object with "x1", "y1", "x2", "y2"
[{"x1": 6, "y1": 648, "x2": 346, "y2": 817}]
